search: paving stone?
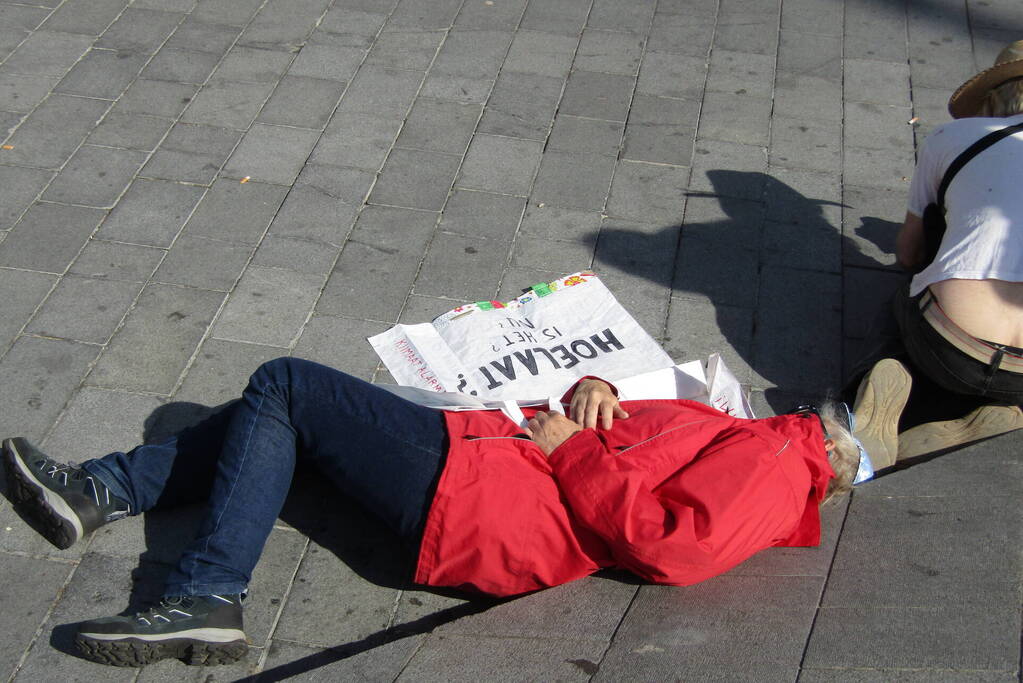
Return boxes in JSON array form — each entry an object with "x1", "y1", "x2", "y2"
[
  {"x1": 142, "y1": 122, "x2": 241, "y2": 185},
  {"x1": 823, "y1": 495, "x2": 1020, "y2": 609},
  {"x1": 288, "y1": 43, "x2": 366, "y2": 82},
  {"x1": 43, "y1": 386, "x2": 163, "y2": 458},
  {"x1": 502, "y1": 30, "x2": 577, "y2": 78},
  {"x1": 97, "y1": 178, "x2": 205, "y2": 247},
  {"x1": 370, "y1": 148, "x2": 460, "y2": 211},
  {"x1": 292, "y1": 315, "x2": 390, "y2": 380},
  {"x1": 237, "y1": 0, "x2": 331, "y2": 50},
  {"x1": 335, "y1": 66, "x2": 423, "y2": 120},
  {"x1": 1, "y1": 93, "x2": 110, "y2": 169},
  {"x1": 637, "y1": 50, "x2": 708, "y2": 101},
  {"x1": 140, "y1": 47, "x2": 221, "y2": 84},
  {"x1": 88, "y1": 283, "x2": 225, "y2": 393},
  {"x1": 69, "y1": 239, "x2": 164, "y2": 281},
  {"x1": 597, "y1": 577, "x2": 821, "y2": 678},
  {"x1": 454, "y1": 0, "x2": 527, "y2": 29},
  {"x1": 753, "y1": 266, "x2": 842, "y2": 390},
  {"x1": 519, "y1": 0, "x2": 590, "y2": 34},
  {"x1": 606, "y1": 160, "x2": 689, "y2": 223},
  {"x1": 273, "y1": 537, "x2": 402, "y2": 645},
  {"x1": 0, "y1": 72, "x2": 59, "y2": 114},
  {"x1": 0, "y1": 553, "x2": 74, "y2": 679},
  {"x1": 0, "y1": 267, "x2": 56, "y2": 350},
  {"x1": 845, "y1": 33, "x2": 908, "y2": 63},
  {"x1": 457, "y1": 134, "x2": 542, "y2": 196},
  {"x1": 41, "y1": 144, "x2": 147, "y2": 208},
  {"x1": 213, "y1": 45, "x2": 294, "y2": 83},
  {"x1": 318, "y1": 205, "x2": 436, "y2": 322},
  {"x1": 0, "y1": 3, "x2": 51, "y2": 31},
  {"x1": 311, "y1": 110, "x2": 402, "y2": 170},
  {"x1": 843, "y1": 147, "x2": 915, "y2": 190},
  {"x1": 646, "y1": 12, "x2": 714, "y2": 56},
  {"x1": 398, "y1": 634, "x2": 604, "y2": 682},
  {"x1": 213, "y1": 266, "x2": 324, "y2": 346},
  {"x1": 531, "y1": 151, "x2": 617, "y2": 211},
  {"x1": 184, "y1": 178, "x2": 288, "y2": 244},
  {"x1": 180, "y1": 79, "x2": 276, "y2": 129},
  {"x1": 396, "y1": 98, "x2": 481, "y2": 155},
  {"x1": 841, "y1": 267, "x2": 904, "y2": 340},
  {"x1": 252, "y1": 234, "x2": 338, "y2": 276},
  {"x1": 365, "y1": 29, "x2": 444, "y2": 70},
  {"x1": 432, "y1": 29, "x2": 516, "y2": 79},
  {"x1": 38, "y1": 0, "x2": 124, "y2": 35},
  {"x1": 707, "y1": 49, "x2": 775, "y2": 98},
  {"x1": 96, "y1": 7, "x2": 183, "y2": 53},
  {"x1": 841, "y1": 184, "x2": 904, "y2": 269},
  {"x1": 844, "y1": 101, "x2": 915, "y2": 153},
  {"x1": 664, "y1": 297, "x2": 753, "y2": 386},
  {"x1": 769, "y1": 116, "x2": 842, "y2": 173},
  {"x1": 510, "y1": 234, "x2": 592, "y2": 274},
  {"x1": 54, "y1": 47, "x2": 148, "y2": 99},
  {"x1": 844, "y1": 59, "x2": 911, "y2": 107},
  {"x1": 674, "y1": 236, "x2": 758, "y2": 308},
  {"x1": 0, "y1": 28, "x2": 29, "y2": 64},
  {"x1": 623, "y1": 120, "x2": 694, "y2": 166},
  {"x1": 438, "y1": 189, "x2": 525, "y2": 241},
  {"x1": 689, "y1": 140, "x2": 768, "y2": 202},
  {"x1": 173, "y1": 337, "x2": 288, "y2": 407},
  {"x1": 115, "y1": 78, "x2": 198, "y2": 118},
  {"x1": 258, "y1": 636, "x2": 424, "y2": 682},
  {"x1": 547, "y1": 115, "x2": 624, "y2": 157},
  {"x1": 478, "y1": 71, "x2": 562, "y2": 140},
  {"x1": 778, "y1": 30, "x2": 841, "y2": 80},
  {"x1": 190, "y1": 0, "x2": 264, "y2": 25},
  {"x1": 0, "y1": 202, "x2": 105, "y2": 273},
  {"x1": 153, "y1": 234, "x2": 251, "y2": 291},
  {"x1": 165, "y1": 16, "x2": 241, "y2": 53},
  {"x1": 575, "y1": 29, "x2": 645, "y2": 75},
  {"x1": 419, "y1": 73, "x2": 494, "y2": 104},
  {"x1": 495, "y1": 264, "x2": 585, "y2": 302},
  {"x1": 588, "y1": 0, "x2": 655, "y2": 30},
  {"x1": 2, "y1": 30, "x2": 92, "y2": 75},
  {"x1": 0, "y1": 164, "x2": 52, "y2": 230},
  {"x1": 698, "y1": 92, "x2": 771, "y2": 146},
  {"x1": 414, "y1": 231, "x2": 510, "y2": 299},
  {"x1": 559, "y1": 70, "x2": 634, "y2": 122},
  {"x1": 909, "y1": 50, "x2": 977, "y2": 91},
  {"x1": 269, "y1": 164, "x2": 372, "y2": 245},
  {"x1": 0, "y1": 336, "x2": 98, "y2": 441},
  {"x1": 774, "y1": 71, "x2": 843, "y2": 122},
  {"x1": 27, "y1": 276, "x2": 141, "y2": 343},
  {"x1": 257, "y1": 76, "x2": 344, "y2": 129},
  {"x1": 87, "y1": 112, "x2": 174, "y2": 152},
  {"x1": 804, "y1": 605, "x2": 1019, "y2": 671},
  {"x1": 714, "y1": 13, "x2": 779, "y2": 55},
  {"x1": 800, "y1": 669, "x2": 1016, "y2": 683},
  {"x1": 389, "y1": 0, "x2": 463, "y2": 29},
  {"x1": 222, "y1": 124, "x2": 319, "y2": 185},
  {"x1": 592, "y1": 223, "x2": 676, "y2": 335},
  {"x1": 311, "y1": 5, "x2": 389, "y2": 47},
  {"x1": 519, "y1": 204, "x2": 602, "y2": 243},
  {"x1": 781, "y1": 0, "x2": 842, "y2": 34}
]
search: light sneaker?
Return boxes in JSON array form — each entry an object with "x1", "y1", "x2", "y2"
[
  {"x1": 76, "y1": 594, "x2": 248, "y2": 667},
  {"x1": 897, "y1": 403, "x2": 1023, "y2": 460},
  {"x1": 2, "y1": 437, "x2": 130, "y2": 549},
  {"x1": 851, "y1": 359, "x2": 913, "y2": 470}
]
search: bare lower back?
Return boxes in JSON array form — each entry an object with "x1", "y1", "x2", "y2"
[{"x1": 930, "y1": 278, "x2": 1023, "y2": 347}]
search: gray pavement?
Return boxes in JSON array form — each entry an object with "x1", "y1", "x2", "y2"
[{"x1": 0, "y1": 0, "x2": 1021, "y2": 680}]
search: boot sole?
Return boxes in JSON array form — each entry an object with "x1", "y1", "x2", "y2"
[
  {"x1": 2, "y1": 438, "x2": 81, "y2": 549},
  {"x1": 75, "y1": 633, "x2": 248, "y2": 667},
  {"x1": 852, "y1": 359, "x2": 912, "y2": 470}
]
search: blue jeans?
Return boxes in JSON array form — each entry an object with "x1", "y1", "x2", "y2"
[{"x1": 82, "y1": 358, "x2": 448, "y2": 597}]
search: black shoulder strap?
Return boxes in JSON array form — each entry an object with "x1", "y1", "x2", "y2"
[{"x1": 937, "y1": 120, "x2": 1023, "y2": 208}]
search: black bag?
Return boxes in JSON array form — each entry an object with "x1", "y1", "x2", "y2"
[{"x1": 913, "y1": 121, "x2": 1023, "y2": 273}]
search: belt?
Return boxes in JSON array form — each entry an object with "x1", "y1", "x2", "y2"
[{"x1": 919, "y1": 290, "x2": 1023, "y2": 372}]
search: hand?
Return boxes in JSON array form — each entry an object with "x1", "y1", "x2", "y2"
[
  {"x1": 570, "y1": 379, "x2": 629, "y2": 430},
  {"x1": 524, "y1": 411, "x2": 582, "y2": 456}
]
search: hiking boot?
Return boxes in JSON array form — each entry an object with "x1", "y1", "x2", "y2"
[
  {"x1": 2, "y1": 437, "x2": 130, "y2": 550},
  {"x1": 852, "y1": 358, "x2": 912, "y2": 470},
  {"x1": 897, "y1": 404, "x2": 1023, "y2": 460},
  {"x1": 76, "y1": 594, "x2": 248, "y2": 667}
]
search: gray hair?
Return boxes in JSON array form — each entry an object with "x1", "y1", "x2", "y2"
[
  {"x1": 818, "y1": 401, "x2": 860, "y2": 502},
  {"x1": 979, "y1": 79, "x2": 1023, "y2": 117}
]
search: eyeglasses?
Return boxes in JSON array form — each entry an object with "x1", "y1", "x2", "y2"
[{"x1": 790, "y1": 403, "x2": 874, "y2": 484}]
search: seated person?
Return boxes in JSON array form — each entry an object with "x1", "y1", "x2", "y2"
[
  {"x1": 4, "y1": 357, "x2": 859, "y2": 667},
  {"x1": 850, "y1": 40, "x2": 1023, "y2": 468}
]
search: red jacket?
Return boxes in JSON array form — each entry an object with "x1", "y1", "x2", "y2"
[{"x1": 414, "y1": 382, "x2": 834, "y2": 597}]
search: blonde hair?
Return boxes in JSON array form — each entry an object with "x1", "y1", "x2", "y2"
[
  {"x1": 819, "y1": 401, "x2": 860, "y2": 502},
  {"x1": 979, "y1": 79, "x2": 1023, "y2": 117}
]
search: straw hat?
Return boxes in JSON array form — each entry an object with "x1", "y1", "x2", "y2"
[{"x1": 948, "y1": 40, "x2": 1023, "y2": 118}]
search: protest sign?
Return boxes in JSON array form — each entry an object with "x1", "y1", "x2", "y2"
[{"x1": 369, "y1": 272, "x2": 675, "y2": 402}]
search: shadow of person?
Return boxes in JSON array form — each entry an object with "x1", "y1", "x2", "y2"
[{"x1": 590, "y1": 169, "x2": 900, "y2": 414}]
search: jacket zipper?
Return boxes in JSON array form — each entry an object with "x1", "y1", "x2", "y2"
[
  {"x1": 615, "y1": 419, "x2": 714, "y2": 454},
  {"x1": 463, "y1": 435, "x2": 532, "y2": 441}
]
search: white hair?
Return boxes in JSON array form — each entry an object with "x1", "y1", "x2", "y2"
[
  {"x1": 979, "y1": 79, "x2": 1023, "y2": 117},
  {"x1": 819, "y1": 401, "x2": 860, "y2": 502}
]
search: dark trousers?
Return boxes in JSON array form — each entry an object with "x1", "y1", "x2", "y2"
[{"x1": 83, "y1": 358, "x2": 448, "y2": 597}]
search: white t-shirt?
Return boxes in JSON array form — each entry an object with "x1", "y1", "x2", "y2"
[{"x1": 907, "y1": 113, "x2": 1023, "y2": 296}]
